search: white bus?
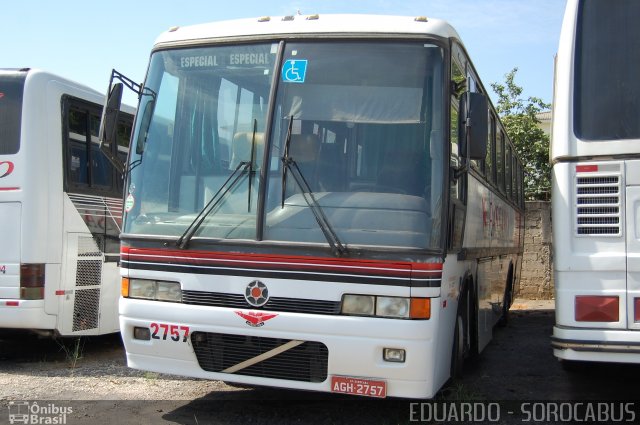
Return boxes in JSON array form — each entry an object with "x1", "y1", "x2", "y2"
[
  {"x1": 0, "y1": 68, "x2": 134, "y2": 336},
  {"x1": 551, "y1": 0, "x2": 640, "y2": 365},
  {"x1": 102, "y1": 15, "x2": 524, "y2": 398}
]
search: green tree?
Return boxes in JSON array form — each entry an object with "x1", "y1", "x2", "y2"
[{"x1": 491, "y1": 68, "x2": 551, "y2": 200}]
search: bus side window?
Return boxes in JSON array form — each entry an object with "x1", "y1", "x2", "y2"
[
  {"x1": 485, "y1": 114, "x2": 495, "y2": 184},
  {"x1": 67, "y1": 108, "x2": 90, "y2": 186},
  {"x1": 64, "y1": 96, "x2": 132, "y2": 197},
  {"x1": 467, "y1": 73, "x2": 483, "y2": 172},
  {"x1": 505, "y1": 143, "x2": 512, "y2": 199},
  {"x1": 90, "y1": 113, "x2": 113, "y2": 189},
  {"x1": 496, "y1": 130, "x2": 505, "y2": 193},
  {"x1": 450, "y1": 59, "x2": 466, "y2": 201}
]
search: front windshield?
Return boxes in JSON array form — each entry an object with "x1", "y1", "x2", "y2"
[
  {"x1": 123, "y1": 40, "x2": 444, "y2": 251},
  {"x1": 124, "y1": 43, "x2": 276, "y2": 239},
  {"x1": 264, "y1": 42, "x2": 445, "y2": 249}
]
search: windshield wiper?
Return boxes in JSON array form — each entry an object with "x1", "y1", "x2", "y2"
[
  {"x1": 247, "y1": 119, "x2": 258, "y2": 213},
  {"x1": 175, "y1": 161, "x2": 250, "y2": 249},
  {"x1": 280, "y1": 119, "x2": 347, "y2": 257},
  {"x1": 280, "y1": 116, "x2": 294, "y2": 209}
]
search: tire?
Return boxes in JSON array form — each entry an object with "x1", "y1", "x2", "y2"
[
  {"x1": 498, "y1": 267, "x2": 514, "y2": 327},
  {"x1": 467, "y1": 289, "x2": 480, "y2": 363},
  {"x1": 450, "y1": 313, "x2": 465, "y2": 380}
]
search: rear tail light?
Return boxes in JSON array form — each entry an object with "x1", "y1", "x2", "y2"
[
  {"x1": 575, "y1": 296, "x2": 619, "y2": 322},
  {"x1": 20, "y1": 263, "x2": 45, "y2": 300},
  {"x1": 635, "y1": 298, "x2": 640, "y2": 322}
]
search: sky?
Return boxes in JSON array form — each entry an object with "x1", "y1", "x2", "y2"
[{"x1": 1, "y1": 0, "x2": 566, "y2": 108}]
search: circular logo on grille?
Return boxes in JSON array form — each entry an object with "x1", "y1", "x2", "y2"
[{"x1": 244, "y1": 280, "x2": 269, "y2": 307}]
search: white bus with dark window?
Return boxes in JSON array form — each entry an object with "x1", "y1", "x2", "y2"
[
  {"x1": 102, "y1": 15, "x2": 524, "y2": 398},
  {"x1": 552, "y1": 0, "x2": 640, "y2": 365},
  {"x1": 0, "y1": 68, "x2": 134, "y2": 336}
]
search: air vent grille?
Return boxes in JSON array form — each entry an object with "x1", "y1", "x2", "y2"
[{"x1": 575, "y1": 172, "x2": 621, "y2": 236}]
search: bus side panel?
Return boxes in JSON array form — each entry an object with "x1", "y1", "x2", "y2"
[
  {"x1": 465, "y1": 175, "x2": 521, "y2": 340},
  {"x1": 432, "y1": 254, "x2": 464, "y2": 389},
  {"x1": 476, "y1": 258, "x2": 498, "y2": 351},
  {"x1": 0, "y1": 203, "x2": 21, "y2": 299},
  {"x1": 553, "y1": 162, "x2": 628, "y2": 331},
  {"x1": 625, "y1": 161, "x2": 640, "y2": 331},
  {"x1": 57, "y1": 195, "x2": 119, "y2": 336}
]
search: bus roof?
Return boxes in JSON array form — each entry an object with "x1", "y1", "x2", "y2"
[
  {"x1": 154, "y1": 14, "x2": 461, "y2": 48},
  {"x1": 0, "y1": 68, "x2": 103, "y2": 98},
  {"x1": 0, "y1": 68, "x2": 136, "y2": 115}
]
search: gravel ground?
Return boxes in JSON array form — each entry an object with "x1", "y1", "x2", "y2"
[
  {"x1": 0, "y1": 332, "x2": 243, "y2": 401},
  {"x1": 0, "y1": 299, "x2": 556, "y2": 402},
  {"x1": 3, "y1": 299, "x2": 640, "y2": 425}
]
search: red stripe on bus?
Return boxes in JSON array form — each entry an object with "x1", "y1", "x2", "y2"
[
  {"x1": 0, "y1": 187, "x2": 20, "y2": 191},
  {"x1": 121, "y1": 246, "x2": 442, "y2": 277}
]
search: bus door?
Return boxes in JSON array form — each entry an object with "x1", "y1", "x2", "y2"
[{"x1": 625, "y1": 160, "x2": 640, "y2": 330}]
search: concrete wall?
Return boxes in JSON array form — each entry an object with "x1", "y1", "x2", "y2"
[{"x1": 517, "y1": 201, "x2": 554, "y2": 300}]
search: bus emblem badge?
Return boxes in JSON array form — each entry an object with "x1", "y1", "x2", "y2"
[
  {"x1": 235, "y1": 311, "x2": 278, "y2": 327},
  {"x1": 245, "y1": 280, "x2": 269, "y2": 307}
]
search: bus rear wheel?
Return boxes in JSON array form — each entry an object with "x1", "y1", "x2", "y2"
[
  {"x1": 498, "y1": 266, "x2": 514, "y2": 327},
  {"x1": 450, "y1": 313, "x2": 465, "y2": 380}
]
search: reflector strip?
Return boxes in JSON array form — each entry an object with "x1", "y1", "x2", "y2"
[
  {"x1": 5, "y1": 301, "x2": 19, "y2": 306},
  {"x1": 575, "y1": 295, "x2": 619, "y2": 322},
  {"x1": 576, "y1": 164, "x2": 598, "y2": 172},
  {"x1": 55, "y1": 290, "x2": 65, "y2": 296},
  {"x1": 222, "y1": 340, "x2": 304, "y2": 374}
]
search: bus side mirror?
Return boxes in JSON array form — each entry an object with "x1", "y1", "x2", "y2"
[
  {"x1": 460, "y1": 92, "x2": 488, "y2": 160},
  {"x1": 99, "y1": 81, "x2": 125, "y2": 174}
]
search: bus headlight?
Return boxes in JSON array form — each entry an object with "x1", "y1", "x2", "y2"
[
  {"x1": 127, "y1": 279, "x2": 181, "y2": 302},
  {"x1": 156, "y1": 281, "x2": 182, "y2": 302},
  {"x1": 341, "y1": 294, "x2": 431, "y2": 319},
  {"x1": 376, "y1": 297, "x2": 410, "y2": 318},
  {"x1": 341, "y1": 295, "x2": 375, "y2": 315}
]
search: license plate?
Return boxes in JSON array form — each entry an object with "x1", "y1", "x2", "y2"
[{"x1": 330, "y1": 375, "x2": 387, "y2": 398}]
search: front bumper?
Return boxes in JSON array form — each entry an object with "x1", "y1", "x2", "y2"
[{"x1": 120, "y1": 297, "x2": 444, "y2": 399}]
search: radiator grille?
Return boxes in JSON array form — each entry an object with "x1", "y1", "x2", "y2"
[
  {"x1": 182, "y1": 290, "x2": 341, "y2": 315},
  {"x1": 191, "y1": 332, "x2": 328, "y2": 382},
  {"x1": 575, "y1": 172, "x2": 621, "y2": 236},
  {"x1": 72, "y1": 288, "x2": 101, "y2": 331}
]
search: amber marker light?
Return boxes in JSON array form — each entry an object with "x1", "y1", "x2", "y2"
[
  {"x1": 121, "y1": 278, "x2": 130, "y2": 298},
  {"x1": 410, "y1": 298, "x2": 431, "y2": 319}
]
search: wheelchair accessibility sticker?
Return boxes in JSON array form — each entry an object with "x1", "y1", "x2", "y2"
[{"x1": 282, "y1": 59, "x2": 308, "y2": 83}]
